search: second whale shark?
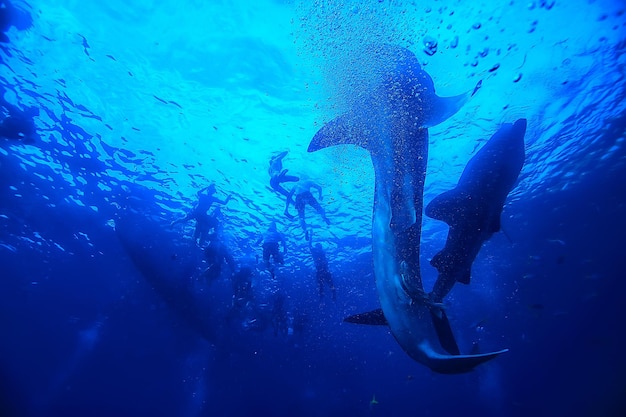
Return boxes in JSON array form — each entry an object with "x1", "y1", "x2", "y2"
[
  {"x1": 308, "y1": 45, "x2": 508, "y2": 374},
  {"x1": 427, "y1": 119, "x2": 527, "y2": 303}
]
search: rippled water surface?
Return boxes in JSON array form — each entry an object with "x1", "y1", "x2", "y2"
[{"x1": 1, "y1": 1, "x2": 625, "y2": 416}]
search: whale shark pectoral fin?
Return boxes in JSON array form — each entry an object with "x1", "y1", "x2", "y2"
[
  {"x1": 425, "y1": 190, "x2": 465, "y2": 224},
  {"x1": 422, "y1": 81, "x2": 480, "y2": 129},
  {"x1": 344, "y1": 309, "x2": 388, "y2": 326},
  {"x1": 420, "y1": 341, "x2": 509, "y2": 374},
  {"x1": 426, "y1": 190, "x2": 486, "y2": 236},
  {"x1": 308, "y1": 113, "x2": 373, "y2": 153},
  {"x1": 429, "y1": 307, "x2": 461, "y2": 355}
]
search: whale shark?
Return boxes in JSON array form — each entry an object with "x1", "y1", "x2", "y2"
[
  {"x1": 427, "y1": 119, "x2": 527, "y2": 303},
  {"x1": 115, "y1": 213, "x2": 219, "y2": 343},
  {"x1": 308, "y1": 45, "x2": 507, "y2": 373}
]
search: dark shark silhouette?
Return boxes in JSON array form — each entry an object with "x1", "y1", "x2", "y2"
[
  {"x1": 115, "y1": 213, "x2": 219, "y2": 343},
  {"x1": 427, "y1": 119, "x2": 527, "y2": 303},
  {"x1": 309, "y1": 45, "x2": 507, "y2": 374}
]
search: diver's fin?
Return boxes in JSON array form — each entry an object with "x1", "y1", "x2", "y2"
[
  {"x1": 430, "y1": 307, "x2": 461, "y2": 355},
  {"x1": 344, "y1": 308, "x2": 388, "y2": 326}
]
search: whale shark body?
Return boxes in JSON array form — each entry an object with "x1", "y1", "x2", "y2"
[
  {"x1": 115, "y1": 214, "x2": 219, "y2": 343},
  {"x1": 427, "y1": 119, "x2": 527, "y2": 303},
  {"x1": 309, "y1": 45, "x2": 508, "y2": 374}
]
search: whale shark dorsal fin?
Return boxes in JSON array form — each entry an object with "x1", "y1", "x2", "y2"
[
  {"x1": 308, "y1": 113, "x2": 374, "y2": 153},
  {"x1": 422, "y1": 80, "x2": 482, "y2": 128},
  {"x1": 344, "y1": 308, "x2": 388, "y2": 326},
  {"x1": 429, "y1": 307, "x2": 461, "y2": 355}
]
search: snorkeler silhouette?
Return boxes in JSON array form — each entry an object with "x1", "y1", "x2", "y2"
[
  {"x1": 268, "y1": 150, "x2": 299, "y2": 197},
  {"x1": 308, "y1": 234, "x2": 336, "y2": 301},
  {"x1": 202, "y1": 238, "x2": 236, "y2": 282},
  {"x1": 232, "y1": 266, "x2": 254, "y2": 311},
  {"x1": 271, "y1": 292, "x2": 289, "y2": 336},
  {"x1": 170, "y1": 184, "x2": 232, "y2": 247},
  {"x1": 256, "y1": 221, "x2": 287, "y2": 279},
  {"x1": 284, "y1": 179, "x2": 330, "y2": 240}
]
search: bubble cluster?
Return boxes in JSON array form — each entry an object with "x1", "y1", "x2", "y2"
[{"x1": 423, "y1": 36, "x2": 438, "y2": 56}]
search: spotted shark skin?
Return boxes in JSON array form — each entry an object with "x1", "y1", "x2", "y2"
[
  {"x1": 309, "y1": 45, "x2": 507, "y2": 374},
  {"x1": 427, "y1": 119, "x2": 527, "y2": 303}
]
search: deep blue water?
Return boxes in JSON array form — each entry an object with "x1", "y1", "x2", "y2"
[{"x1": 1, "y1": 1, "x2": 625, "y2": 416}]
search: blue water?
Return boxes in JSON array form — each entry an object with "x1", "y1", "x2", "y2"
[{"x1": 1, "y1": 0, "x2": 625, "y2": 416}]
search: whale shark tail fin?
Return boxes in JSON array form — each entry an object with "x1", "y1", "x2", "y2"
[
  {"x1": 421, "y1": 343, "x2": 509, "y2": 374},
  {"x1": 422, "y1": 80, "x2": 482, "y2": 129}
]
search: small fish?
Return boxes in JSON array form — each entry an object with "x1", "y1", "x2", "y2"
[{"x1": 547, "y1": 238, "x2": 566, "y2": 245}]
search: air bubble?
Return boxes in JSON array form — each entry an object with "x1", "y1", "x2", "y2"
[{"x1": 423, "y1": 36, "x2": 438, "y2": 56}]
